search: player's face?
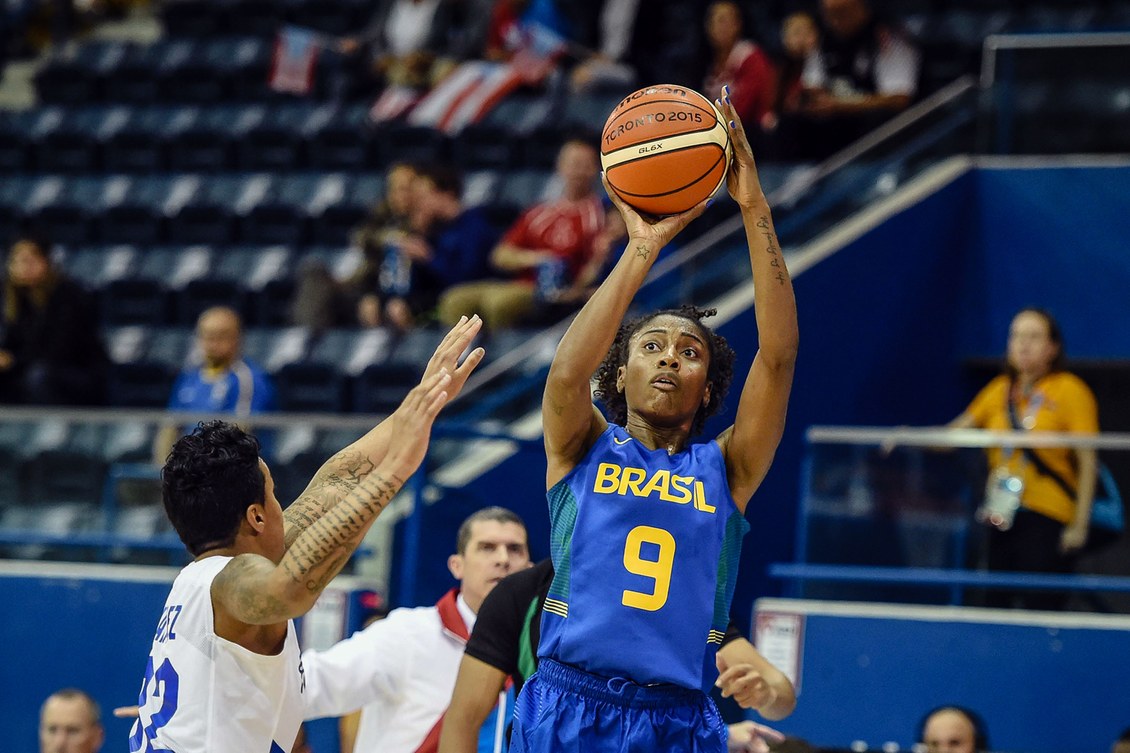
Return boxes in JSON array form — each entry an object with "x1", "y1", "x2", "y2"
[
  {"x1": 1007, "y1": 311, "x2": 1058, "y2": 378},
  {"x1": 39, "y1": 697, "x2": 103, "y2": 753},
  {"x1": 259, "y1": 460, "x2": 286, "y2": 562},
  {"x1": 619, "y1": 315, "x2": 712, "y2": 429},
  {"x1": 449, "y1": 520, "x2": 530, "y2": 612},
  {"x1": 922, "y1": 710, "x2": 976, "y2": 753}
]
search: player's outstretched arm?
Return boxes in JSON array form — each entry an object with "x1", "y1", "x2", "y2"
[
  {"x1": 213, "y1": 370, "x2": 453, "y2": 624},
  {"x1": 714, "y1": 87, "x2": 799, "y2": 511},
  {"x1": 282, "y1": 315, "x2": 484, "y2": 547},
  {"x1": 437, "y1": 655, "x2": 509, "y2": 753},
  {"x1": 543, "y1": 180, "x2": 707, "y2": 484},
  {"x1": 715, "y1": 637, "x2": 796, "y2": 720}
]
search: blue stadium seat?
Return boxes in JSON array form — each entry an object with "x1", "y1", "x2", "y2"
[
  {"x1": 453, "y1": 123, "x2": 519, "y2": 170},
  {"x1": 304, "y1": 103, "x2": 376, "y2": 170},
  {"x1": 176, "y1": 278, "x2": 248, "y2": 327},
  {"x1": 0, "y1": 123, "x2": 31, "y2": 172},
  {"x1": 168, "y1": 204, "x2": 237, "y2": 245},
  {"x1": 96, "y1": 205, "x2": 166, "y2": 245},
  {"x1": 160, "y1": 0, "x2": 219, "y2": 36},
  {"x1": 101, "y1": 278, "x2": 169, "y2": 325},
  {"x1": 29, "y1": 204, "x2": 93, "y2": 246},
  {"x1": 102, "y1": 128, "x2": 167, "y2": 173},
  {"x1": 214, "y1": 246, "x2": 294, "y2": 325},
  {"x1": 374, "y1": 123, "x2": 449, "y2": 166},
  {"x1": 146, "y1": 326, "x2": 195, "y2": 371},
  {"x1": 34, "y1": 129, "x2": 100, "y2": 173},
  {"x1": 275, "y1": 361, "x2": 348, "y2": 412},
  {"x1": 240, "y1": 202, "x2": 309, "y2": 245},
  {"x1": 107, "y1": 361, "x2": 176, "y2": 407},
  {"x1": 62, "y1": 244, "x2": 141, "y2": 291},
  {"x1": 242, "y1": 327, "x2": 312, "y2": 373},
  {"x1": 167, "y1": 128, "x2": 234, "y2": 173}
]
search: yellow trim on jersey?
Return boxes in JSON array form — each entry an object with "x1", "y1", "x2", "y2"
[
  {"x1": 544, "y1": 598, "x2": 569, "y2": 618},
  {"x1": 707, "y1": 630, "x2": 726, "y2": 645}
]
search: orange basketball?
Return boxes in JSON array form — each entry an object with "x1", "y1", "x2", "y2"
[{"x1": 600, "y1": 84, "x2": 732, "y2": 216}]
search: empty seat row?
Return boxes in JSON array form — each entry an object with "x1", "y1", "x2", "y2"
[
  {"x1": 160, "y1": 0, "x2": 372, "y2": 39},
  {"x1": 0, "y1": 95, "x2": 586, "y2": 174},
  {"x1": 0, "y1": 167, "x2": 568, "y2": 246}
]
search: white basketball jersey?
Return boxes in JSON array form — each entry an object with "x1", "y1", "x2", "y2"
[{"x1": 129, "y1": 556, "x2": 305, "y2": 753}]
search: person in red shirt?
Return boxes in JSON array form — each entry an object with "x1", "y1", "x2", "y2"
[
  {"x1": 702, "y1": 1, "x2": 777, "y2": 132},
  {"x1": 438, "y1": 138, "x2": 605, "y2": 330}
]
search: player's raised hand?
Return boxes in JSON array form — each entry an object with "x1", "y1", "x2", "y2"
[
  {"x1": 421, "y1": 314, "x2": 485, "y2": 401},
  {"x1": 384, "y1": 369, "x2": 452, "y2": 480},
  {"x1": 602, "y1": 173, "x2": 708, "y2": 255},
  {"x1": 717, "y1": 84, "x2": 767, "y2": 209}
]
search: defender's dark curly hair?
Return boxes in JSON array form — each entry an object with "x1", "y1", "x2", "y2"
[
  {"x1": 161, "y1": 420, "x2": 264, "y2": 556},
  {"x1": 593, "y1": 305, "x2": 736, "y2": 437}
]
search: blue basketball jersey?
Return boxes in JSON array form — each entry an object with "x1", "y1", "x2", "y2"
[{"x1": 539, "y1": 424, "x2": 749, "y2": 693}]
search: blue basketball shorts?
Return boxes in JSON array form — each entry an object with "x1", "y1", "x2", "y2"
[{"x1": 509, "y1": 658, "x2": 727, "y2": 753}]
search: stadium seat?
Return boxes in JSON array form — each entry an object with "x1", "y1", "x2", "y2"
[
  {"x1": 175, "y1": 278, "x2": 248, "y2": 326},
  {"x1": 167, "y1": 128, "x2": 234, "y2": 172},
  {"x1": 240, "y1": 202, "x2": 310, "y2": 245},
  {"x1": 107, "y1": 361, "x2": 176, "y2": 408},
  {"x1": 242, "y1": 327, "x2": 311, "y2": 373},
  {"x1": 168, "y1": 204, "x2": 237, "y2": 245},
  {"x1": 0, "y1": 126, "x2": 31, "y2": 172},
  {"x1": 274, "y1": 361, "x2": 347, "y2": 412},
  {"x1": 101, "y1": 278, "x2": 169, "y2": 326},
  {"x1": 309, "y1": 204, "x2": 366, "y2": 246},
  {"x1": 374, "y1": 123, "x2": 449, "y2": 166},
  {"x1": 28, "y1": 204, "x2": 93, "y2": 246},
  {"x1": 453, "y1": 123, "x2": 519, "y2": 170},
  {"x1": 34, "y1": 129, "x2": 100, "y2": 173},
  {"x1": 96, "y1": 205, "x2": 166, "y2": 245},
  {"x1": 102, "y1": 129, "x2": 167, "y2": 173}
]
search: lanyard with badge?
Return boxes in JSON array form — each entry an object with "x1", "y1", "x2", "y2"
[{"x1": 976, "y1": 383, "x2": 1043, "y2": 531}]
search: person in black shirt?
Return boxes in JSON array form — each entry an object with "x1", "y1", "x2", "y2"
[{"x1": 438, "y1": 559, "x2": 795, "y2": 753}]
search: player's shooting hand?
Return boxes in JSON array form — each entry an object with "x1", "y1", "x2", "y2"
[
  {"x1": 420, "y1": 314, "x2": 485, "y2": 401},
  {"x1": 602, "y1": 173, "x2": 708, "y2": 259},
  {"x1": 726, "y1": 721, "x2": 786, "y2": 753},
  {"x1": 716, "y1": 85, "x2": 767, "y2": 210},
  {"x1": 717, "y1": 661, "x2": 777, "y2": 710},
  {"x1": 113, "y1": 705, "x2": 140, "y2": 718}
]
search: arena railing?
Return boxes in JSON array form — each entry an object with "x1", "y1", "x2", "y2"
[{"x1": 778, "y1": 425, "x2": 1130, "y2": 609}]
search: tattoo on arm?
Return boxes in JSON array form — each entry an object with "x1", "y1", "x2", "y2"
[
  {"x1": 634, "y1": 243, "x2": 651, "y2": 260},
  {"x1": 756, "y1": 215, "x2": 788, "y2": 286},
  {"x1": 281, "y1": 472, "x2": 402, "y2": 588},
  {"x1": 283, "y1": 450, "x2": 378, "y2": 547}
]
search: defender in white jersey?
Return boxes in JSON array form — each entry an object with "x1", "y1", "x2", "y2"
[{"x1": 130, "y1": 316, "x2": 486, "y2": 753}]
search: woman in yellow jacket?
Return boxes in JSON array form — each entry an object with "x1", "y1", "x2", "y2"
[{"x1": 951, "y1": 308, "x2": 1098, "y2": 610}]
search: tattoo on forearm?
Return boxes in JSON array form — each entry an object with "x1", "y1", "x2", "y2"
[
  {"x1": 757, "y1": 215, "x2": 788, "y2": 286},
  {"x1": 549, "y1": 399, "x2": 564, "y2": 416},
  {"x1": 282, "y1": 472, "x2": 401, "y2": 589},
  {"x1": 283, "y1": 450, "x2": 378, "y2": 546},
  {"x1": 634, "y1": 243, "x2": 651, "y2": 260}
]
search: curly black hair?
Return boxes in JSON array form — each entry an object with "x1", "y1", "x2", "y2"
[
  {"x1": 161, "y1": 420, "x2": 264, "y2": 556},
  {"x1": 593, "y1": 305, "x2": 736, "y2": 437}
]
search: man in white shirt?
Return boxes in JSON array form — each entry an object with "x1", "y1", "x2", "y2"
[{"x1": 302, "y1": 506, "x2": 531, "y2": 753}]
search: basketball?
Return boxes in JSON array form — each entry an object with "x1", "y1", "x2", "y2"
[{"x1": 600, "y1": 85, "x2": 732, "y2": 216}]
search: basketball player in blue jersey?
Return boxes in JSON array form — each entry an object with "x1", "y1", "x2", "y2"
[
  {"x1": 510, "y1": 88, "x2": 798, "y2": 753},
  {"x1": 129, "y1": 316, "x2": 484, "y2": 753}
]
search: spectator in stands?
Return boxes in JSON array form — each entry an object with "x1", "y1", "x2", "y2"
[
  {"x1": 340, "y1": 0, "x2": 492, "y2": 93},
  {"x1": 39, "y1": 688, "x2": 103, "y2": 753},
  {"x1": 918, "y1": 705, "x2": 989, "y2": 753},
  {"x1": 385, "y1": 164, "x2": 499, "y2": 330},
  {"x1": 702, "y1": 2, "x2": 777, "y2": 136},
  {"x1": 437, "y1": 139, "x2": 604, "y2": 330},
  {"x1": 0, "y1": 234, "x2": 107, "y2": 406},
  {"x1": 1113, "y1": 727, "x2": 1130, "y2": 753},
  {"x1": 154, "y1": 306, "x2": 276, "y2": 464},
  {"x1": 290, "y1": 162, "x2": 417, "y2": 331},
  {"x1": 949, "y1": 308, "x2": 1098, "y2": 611},
  {"x1": 761, "y1": 10, "x2": 820, "y2": 151},
  {"x1": 302, "y1": 506, "x2": 531, "y2": 753},
  {"x1": 786, "y1": 0, "x2": 920, "y2": 159}
]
